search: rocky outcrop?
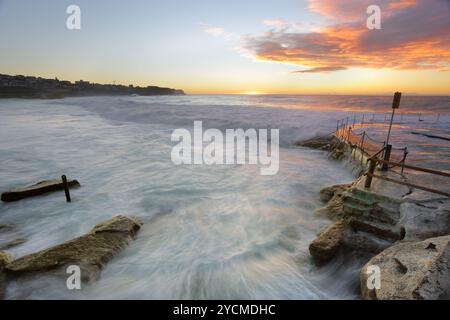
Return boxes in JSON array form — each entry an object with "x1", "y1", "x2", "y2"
[
  {"x1": 296, "y1": 136, "x2": 334, "y2": 150},
  {"x1": 399, "y1": 201, "x2": 450, "y2": 241},
  {"x1": 312, "y1": 184, "x2": 403, "y2": 262},
  {"x1": 309, "y1": 219, "x2": 349, "y2": 263},
  {"x1": 315, "y1": 185, "x2": 350, "y2": 220},
  {"x1": 319, "y1": 184, "x2": 352, "y2": 203},
  {"x1": 0, "y1": 251, "x2": 12, "y2": 299},
  {"x1": 0, "y1": 238, "x2": 27, "y2": 251},
  {"x1": 5, "y1": 216, "x2": 142, "y2": 282},
  {"x1": 1, "y1": 179, "x2": 80, "y2": 202},
  {"x1": 360, "y1": 235, "x2": 450, "y2": 300}
]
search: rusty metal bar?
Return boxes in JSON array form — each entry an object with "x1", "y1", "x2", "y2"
[
  {"x1": 373, "y1": 159, "x2": 450, "y2": 178},
  {"x1": 368, "y1": 173, "x2": 450, "y2": 197}
]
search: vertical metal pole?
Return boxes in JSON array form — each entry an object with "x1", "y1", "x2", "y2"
[
  {"x1": 62, "y1": 175, "x2": 71, "y2": 203},
  {"x1": 360, "y1": 132, "x2": 366, "y2": 166},
  {"x1": 386, "y1": 92, "x2": 402, "y2": 148},
  {"x1": 361, "y1": 114, "x2": 365, "y2": 127}
]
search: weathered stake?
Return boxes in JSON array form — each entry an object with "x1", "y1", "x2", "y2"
[
  {"x1": 365, "y1": 159, "x2": 376, "y2": 188},
  {"x1": 381, "y1": 144, "x2": 392, "y2": 171},
  {"x1": 61, "y1": 175, "x2": 71, "y2": 202}
]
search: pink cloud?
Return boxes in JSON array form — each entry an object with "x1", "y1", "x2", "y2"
[{"x1": 243, "y1": 0, "x2": 450, "y2": 73}]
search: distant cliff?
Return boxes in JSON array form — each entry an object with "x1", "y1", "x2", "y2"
[{"x1": 0, "y1": 74, "x2": 185, "y2": 99}]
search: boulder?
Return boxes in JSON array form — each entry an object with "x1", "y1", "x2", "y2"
[
  {"x1": 309, "y1": 219, "x2": 348, "y2": 263},
  {"x1": 0, "y1": 251, "x2": 12, "y2": 299},
  {"x1": 360, "y1": 235, "x2": 450, "y2": 300},
  {"x1": 399, "y1": 202, "x2": 450, "y2": 241},
  {"x1": 1, "y1": 179, "x2": 80, "y2": 202},
  {"x1": 0, "y1": 238, "x2": 27, "y2": 251},
  {"x1": 5, "y1": 216, "x2": 142, "y2": 282},
  {"x1": 0, "y1": 251, "x2": 11, "y2": 269},
  {"x1": 319, "y1": 184, "x2": 351, "y2": 203},
  {"x1": 0, "y1": 224, "x2": 14, "y2": 232},
  {"x1": 296, "y1": 136, "x2": 338, "y2": 151}
]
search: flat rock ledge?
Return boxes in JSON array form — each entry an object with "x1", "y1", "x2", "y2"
[
  {"x1": 1, "y1": 179, "x2": 80, "y2": 202},
  {"x1": 309, "y1": 218, "x2": 348, "y2": 263},
  {"x1": 4, "y1": 215, "x2": 142, "y2": 283},
  {"x1": 0, "y1": 251, "x2": 12, "y2": 299},
  {"x1": 360, "y1": 235, "x2": 450, "y2": 300}
]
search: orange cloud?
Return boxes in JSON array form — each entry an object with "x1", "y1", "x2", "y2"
[{"x1": 244, "y1": 0, "x2": 450, "y2": 73}]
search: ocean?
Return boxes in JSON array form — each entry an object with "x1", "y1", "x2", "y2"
[{"x1": 0, "y1": 94, "x2": 449, "y2": 299}]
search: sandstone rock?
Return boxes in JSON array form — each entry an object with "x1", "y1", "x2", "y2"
[
  {"x1": 343, "y1": 231, "x2": 393, "y2": 256},
  {"x1": 0, "y1": 224, "x2": 14, "y2": 232},
  {"x1": 399, "y1": 202, "x2": 450, "y2": 241},
  {"x1": 1, "y1": 179, "x2": 81, "y2": 202},
  {"x1": 5, "y1": 216, "x2": 142, "y2": 282},
  {"x1": 296, "y1": 136, "x2": 339, "y2": 151},
  {"x1": 360, "y1": 235, "x2": 450, "y2": 300},
  {"x1": 319, "y1": 184, "x2": 351, "y2": 203},
  {"x1": 309, "y1": 219, "x2": 348, "y2": 263},
  {"x1": 0, "y1": 251, "x2": 12, "y2": 300},
  {"x1": 0, "y1": 251, "x2": 11, "y2": 269},
  {"x1": 0, "y1": 238, "x2": 27, "y2": 250}
]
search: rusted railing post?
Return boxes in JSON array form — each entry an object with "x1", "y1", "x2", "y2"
[
  {"x1": 62, "y1": 175, "x2": 71, "y2": 203},
  {"x1": 365, "y1": 159, "x2": 376, "y2": 188}
]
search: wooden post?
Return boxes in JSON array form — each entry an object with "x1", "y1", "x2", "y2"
[
  {"x1": 365, "y1": 159, "x2": 376, "y2": 188},
  {"x1": 62, "y1": 175, "x2": 71, "y2": 203},
  {"x1": 381, "y1": 144, "x2": 392, "y2": 171}
]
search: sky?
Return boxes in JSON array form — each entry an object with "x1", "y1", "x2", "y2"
[{"x1": 0, "y1": 0, "x2": 449, "y2": 95}]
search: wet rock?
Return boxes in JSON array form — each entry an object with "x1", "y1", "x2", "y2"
[
  {"x1": 0, "y1": 251, "x2": 11, "y2": 269},
  {"x1": 343, "y1": 231, "x2": 393, "y2": 257},
  {"x1": 1, "y1": 179, "x2": 81, "y2": 202},
  {"x1": 319, "y1": 184, "x2": 351, "y2": 203},
  {"x1": 296, "y1": 136, "x2": 339, "y2": 151},
  {"x1": 5, "y1": 216, "x2": 142, "y2": 282},
  {"x1": 399, "y1": 202, "x2": 450, "y2": 241},
  {"x1": 0, "y1": 251, "x2": 12, "y2": 299},
  {"x1": 0, "y1": 238, "x2": 27, "y2": 250},
  {"x1": 309, "y1": 219, "x2": 349, "y2": 263},
  {"x1": 361, "y1": 235, "x2": 450, "y2": 300},
  {"x1": 0, "y1": 224, "x2": 14, "y2": 232},
  {"x1": 349, "y1": 219, "x2": 401, "y2": 241}
]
